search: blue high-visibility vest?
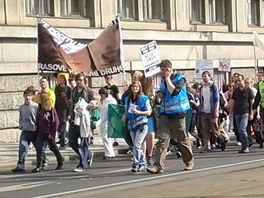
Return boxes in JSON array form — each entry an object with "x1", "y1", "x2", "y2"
[
  {"x1": 159, "y1": 74, "x2": 190, "y2": 114},
  {"x1": 125, "y1": 95, "x2": 149, "y2": 130}
]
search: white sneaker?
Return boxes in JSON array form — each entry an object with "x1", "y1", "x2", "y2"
[{"x1": 73, "y1": 167, "x2": 85, "y2": 172}]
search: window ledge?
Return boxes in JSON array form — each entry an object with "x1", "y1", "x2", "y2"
[
  {"x1": 121, "y1": 20, "x2": 167, "y2": 30},
  {"x1": 192, "y1": 24, "x2": 229, "y2": 32}
]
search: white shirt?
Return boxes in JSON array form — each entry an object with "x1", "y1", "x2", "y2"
[
  {"x1": 99, "y1": 95, "x2": 117, "y2": 123},
  {"x1": 202, "y1": 85, "x2": 211, "y2": 113}
]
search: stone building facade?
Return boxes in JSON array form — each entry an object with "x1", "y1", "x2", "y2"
[{"x1": 1, "y1": 0, "x2": 264, "y2": 142}]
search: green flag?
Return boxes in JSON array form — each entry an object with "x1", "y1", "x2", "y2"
[{"x1": 108, "y1": 104, "x2": 126, "y2": 138}]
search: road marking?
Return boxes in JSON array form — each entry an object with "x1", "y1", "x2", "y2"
[
  {"x1": 104, "y1": 168, "x2": 131, "y2": 173},
  {"x1": 33, "y1": 158, "x2": 264, "y2": 198},
  {"x1": 0, "y1": 181, "x2": 53, "y2": 192}
]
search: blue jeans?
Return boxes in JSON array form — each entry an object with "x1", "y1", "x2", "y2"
[
  {"x1": 69, "y1": 124, "x2": 91, "y2": 169},
  {"x1": 130, "y1": 124, "x2": 148, "y2": 168},
  {"x1": 235, "y1": 113, "x2": 249, "y2": 149},
  {"x1": 17, "y1": 131, "x2": 47, "y2": 170},
  {"x1": 17, "y1": 131, "x2": 35, "y2": 170}
]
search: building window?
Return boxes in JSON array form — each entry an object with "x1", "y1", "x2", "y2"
[
  {"x1": 60, "y1": 0, "x2": 90, "y2": 17},
  {"x1": 190, "y1": 0, "x2": 205, "y2": 24},
  {"x1": 248, "y1": 0, "x2": 260, "y2": 26},
  {"x1": 143, "y1": 0, "x2": 163, "y2": 20},
  {"x1": 209, "y1": 0, "x2": 225, "y2": 24},
  {"x1": 118, "y1": 0, "x2": 137, "y2": 20},
  {"x1": 26, "y1": 0, "x2": 54, "y2": 16}
]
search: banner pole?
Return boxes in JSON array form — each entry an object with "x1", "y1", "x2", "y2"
[
  {"x1": 253, "y1": 44, "x2": 258, "y2": 80},
  {"x1": 36, "y1": 15, "x2": 40, "y2": 81},
  {"x1": 117, "y1": 14, "x2": 126, "y2": 82}
]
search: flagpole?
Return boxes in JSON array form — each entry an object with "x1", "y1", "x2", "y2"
[
  {"x1": 36, "y1": 15, "x2": 40, "y2": 81},
  {"x1": 253, "y1": 43, "x2": 258, "y2": 79},
  {"x1": 116, "y1": 14, "x2": 126, "y2": 82}
]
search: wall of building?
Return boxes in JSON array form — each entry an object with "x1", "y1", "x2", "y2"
[{"x1": 0, "y1": 0, "x2": 264, "y2": 142}]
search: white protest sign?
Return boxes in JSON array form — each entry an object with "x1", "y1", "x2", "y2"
[
  {"x1": 219, "y1": 59, "x2": 230, "y2": 72},
  {"x1": 195, "y1": 59, "x2": 214, "y2": 82},
  {"x1": 140, "y1": 41, "x2": 161, "y2": 77}
]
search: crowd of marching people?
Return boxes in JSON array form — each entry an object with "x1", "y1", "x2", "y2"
[{"x1": 10, "y1": 58, "x2": 264, "y2": 174}]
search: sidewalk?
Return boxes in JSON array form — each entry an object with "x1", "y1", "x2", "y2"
[
  {"x1": 0, "y1": 133, "x2": 236, "y2": 170},
  {"x1": 0, "y1": 136, "x2": 129, "y2": 170}
]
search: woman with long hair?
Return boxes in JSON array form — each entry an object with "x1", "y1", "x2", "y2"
[
  {"x1": 122, "y1": 81, "x2": 151, "y2": 173},
  {"x1": 140, "y1": 76, "x2": 156, "y2": 165}
]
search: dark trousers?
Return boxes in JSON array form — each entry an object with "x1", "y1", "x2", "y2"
[
  {"x1": 69, "y1": 123, "x2": 91, "y2": 168},
  {"x1": 56, "y1": 108, "x2": 68, "y2": 147},
  {"x1": 58, "y1": 122, "x2": 67, "y2": 147},
  {"x1": 35, "y1": 133, "x2": 62, "y2": 168}
]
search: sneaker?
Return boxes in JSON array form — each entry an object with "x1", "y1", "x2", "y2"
[
  {"x1": 184, "y1": 163, "x2": 194, "y2": 171},
  {"x1": 87, "y1": 152, "x2": 94, "y2": 167},
  {"x1": 113, "y1": 142, "x2": 119, "y2": 146},
  {"x1": 32, "y1": 167, "x2": 42, "y2": 173},
  {"x1": 126, "y1": 150, "x2": 133, "y2": 155},
  {"x1": 131, "y1": 167, "x2": 138, "y2": 173},
  {"x1": 236, "y1": 141, "x2": 242, "y2": 146},
  {"x1": 176, "y1": 151, "x2": 182, "y2": 158},
  {"x1": 146, "y1": 166, "x2": 163, "y2": 174},
  {"x1": 196, "y1": 139, "x2": 202, "y2": 149},
  {"x1": 11, "y1": 167, "x2": 25, "y2": 173},
  {"x1": 138, "y1": 166, "x2": 146, "y2": 172},
  {"x1": 73, "y1": 167, "x2": 85, "y2": 172},
  {"x1": 42, "y1": 159, "x2": 49, "y2": 168},
  {"x1": 238, "y1": 148, "x2": 249, "y2": 153},
  {"x1": 147, "y1": 156, "x2": 154, "y2": 166}
]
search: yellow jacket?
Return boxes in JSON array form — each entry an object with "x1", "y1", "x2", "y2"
[{"x1": 34, "y1": 88, "x2": 56, "y2": 107}]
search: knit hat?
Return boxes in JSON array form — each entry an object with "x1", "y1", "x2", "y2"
[{"x1": 57, "y1": 73, "x2": 69, "y2": 82}]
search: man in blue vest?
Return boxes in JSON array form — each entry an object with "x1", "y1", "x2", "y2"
[{"x1": 147, "y1": 59, "x2": 194, "y2": 174}]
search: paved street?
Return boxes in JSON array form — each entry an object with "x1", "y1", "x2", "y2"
[{"x1": 0, "y1": 141, "x2": 264, "y2": 198}]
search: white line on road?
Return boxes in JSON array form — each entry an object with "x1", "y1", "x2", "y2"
[
  {"x1": 0, "y1": 181, "x2": 53, "y2": 193},
  {"x1": 33, "y1": 158, "x2": 264, "y2": 198}
]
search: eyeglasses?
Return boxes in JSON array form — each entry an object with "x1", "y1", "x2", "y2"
[{"x1": 77, "y1": 79, "x2": 84, "y2": 82}]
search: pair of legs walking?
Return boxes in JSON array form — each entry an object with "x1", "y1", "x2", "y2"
[{"x1": 147, "y1": 115, "x2": 194, "y2": 173}]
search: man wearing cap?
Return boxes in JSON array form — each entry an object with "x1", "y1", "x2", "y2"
[{"x1": 55, "y1": 73, "x2": 72, "y2": 149}]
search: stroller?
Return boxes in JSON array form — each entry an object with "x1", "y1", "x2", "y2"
[{"x1": 253, "y1": 118, "x2": 264, "y2": 149}]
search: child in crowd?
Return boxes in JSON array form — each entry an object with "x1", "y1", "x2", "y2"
[
  {"x1": 11, "y1": 89, "x2": 39, "y2": 173},
  {"x1": 32, "y1": 93, "x2": 63, "y2": 173}
]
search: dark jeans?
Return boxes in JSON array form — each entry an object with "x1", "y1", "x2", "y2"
[
  {"x1": 56, "y1": 108, "x2": 68, "y2": 147},
  {"x1": 35, "y1": 133, "x2": 62, "y2": 168},
  {"x1": 17, "y1": 131, "x2": 47, "y2": 170},
  {"x1": 69, "y1": 123, "x2": 91, "y2": 169},
  {"x1": 58, "y1": 122, "x2": 67, "y2": 147}
]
